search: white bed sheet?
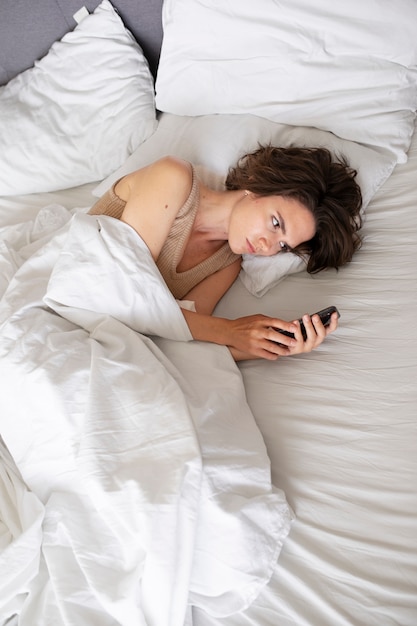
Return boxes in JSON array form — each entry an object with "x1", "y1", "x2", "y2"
[
  {"x1": 207, "y1": 126, "x2": 417, "y2": 625},
  {"x1": 0, "y1": 119, "x2": 416, "y2": 626}
]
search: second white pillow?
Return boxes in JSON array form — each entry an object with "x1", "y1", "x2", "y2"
[
  {"x1": 93, "y1": 112, "x2": 395, "y2": 296},
  {"x1": 0, "y1": 0, "x2": 157, "y2": 196}
]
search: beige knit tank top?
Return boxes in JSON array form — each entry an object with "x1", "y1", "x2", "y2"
[{"x1": 89, "y1": 166, "x2": 240, "y2": 299}]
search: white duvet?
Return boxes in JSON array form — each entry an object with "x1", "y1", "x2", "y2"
[{"x1": 0, "y1": 208, "x2": 292, "y2": 626}]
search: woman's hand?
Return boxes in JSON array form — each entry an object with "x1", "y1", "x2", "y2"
[
  {"x1": 227, "y1": 314, "x2": 298, "y2": 360},
  {"x1": 182, "y1": 309, "x2": 296, "y2": 360},
  {"x1": 228, "y1": 311, "x2": 338, "y2": 361},
  {"x1": 181, "y1": 309, "x2": 339, "y2": 362},
  {"x1": 285, "y1": 311, "x2": 339, "y2": 356}
]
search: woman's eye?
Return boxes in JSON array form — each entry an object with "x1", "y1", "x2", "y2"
[
  {"x1": 272, "y1": 216, "x2": 280, "y2": 228},
  {"x1": 279, "y1": 241, "x2": 289, "y2": 252}
]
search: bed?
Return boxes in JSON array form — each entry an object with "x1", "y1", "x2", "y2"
[{"x1": 1, "y1": 1, "x2": 416, "y2": 625}]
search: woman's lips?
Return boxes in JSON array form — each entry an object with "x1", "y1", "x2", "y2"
[{"x1": 246, "y1": 238, "x2": 256, "y2": 254}]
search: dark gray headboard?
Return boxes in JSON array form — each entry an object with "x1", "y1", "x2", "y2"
[{"x1": 0, "y1": 0, "x2": 164, "y2": 86}]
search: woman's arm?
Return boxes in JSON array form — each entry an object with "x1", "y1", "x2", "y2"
[
  {"x1": 184, "y1": 259, "x2": 242, "y2": 315},
  {"x1": 182, "y1": 307, "x2": 339, "y2": 361},
  {"x1": 119, "y1": 156, "x2": 193, "y2": 261},
  {"x1": 181, "y1": 258, "x2": 338, "y2": 361}
]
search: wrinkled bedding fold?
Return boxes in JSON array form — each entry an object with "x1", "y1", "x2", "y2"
[{"x1": 0, "y1": 207, "x2": 292, "y2": 625}]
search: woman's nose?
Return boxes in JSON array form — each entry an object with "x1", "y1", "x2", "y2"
[{"x1": 257, "y1": 238, "x2": 269, "y2": 254}]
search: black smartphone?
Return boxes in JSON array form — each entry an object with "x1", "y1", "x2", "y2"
[{"x1": 277, "y1": 306, "x2": 340, "y2": 341}]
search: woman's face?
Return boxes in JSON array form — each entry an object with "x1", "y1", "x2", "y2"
[{"x1": 228, "y1": 193, "x2": 316, "y2": 256}]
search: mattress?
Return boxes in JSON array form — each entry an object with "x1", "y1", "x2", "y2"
[
  {"x1": 1, "y1": 119, "x2": 416, "y2": 626},
  {"x1": 1, "y1": 0, "x2": 416, "y2": 623}
]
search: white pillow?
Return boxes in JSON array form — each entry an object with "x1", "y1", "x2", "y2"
[
  {"x1": 93, "y1": 112, "x2": 395, "y2": 296},
  {"x1": 155, "y1": 0, "x2": 417, "y2": 164},
  {"x1": 0, "y1": 0, "x2": 157, "y2": 196}
]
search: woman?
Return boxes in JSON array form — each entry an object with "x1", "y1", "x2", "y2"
[{"x1": 89, "y1": 145, "x2": 362, "y2": 361}]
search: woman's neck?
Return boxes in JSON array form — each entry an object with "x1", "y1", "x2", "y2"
[{"x1": 194, "y1": 184, "x2": 242, "y2": 240}]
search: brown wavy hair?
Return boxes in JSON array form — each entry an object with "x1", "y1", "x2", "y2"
[{"x1": 225, "y1": 145, "x2": 363, "y2": 272}]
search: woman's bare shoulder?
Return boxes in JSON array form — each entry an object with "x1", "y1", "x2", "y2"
[
  {"x1": 113, "y1": 157, "x2": 194, "y2": 214},
  {"x1": 155, "y1": 155, "x2": 193, "y2": 176},
  {"x1": 123, "y1": 156, "x2": 193, "y2": 196},
  {"x1": 118, "y1": 157, "x2": 194, "y2": 259}
]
